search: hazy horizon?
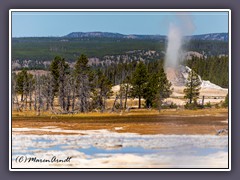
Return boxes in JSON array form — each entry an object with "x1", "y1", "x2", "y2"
[{"x1": 12, "y1": 31, "x2": 228, "y2": 38}]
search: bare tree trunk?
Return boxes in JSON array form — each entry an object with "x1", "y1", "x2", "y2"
[
  {"x1": 12, "y1": 75, "x2": 17, "y2": 111},
  {"x1": 37, "y1": 75, "x2": 41, "y2": 116},
  {"x1": 158, "y1": 93, "x2": 162, "y2": 113},
  {"x1": 111, "y1": 95, "x2": 119, "y2": 112},
  {"x1": 202, "y1": 96, "x2": 205, "y2": 106},
  {"x1": 65, "y1": 75, "x2": 71, "y2": 112},
  {"x1": 103, "y1": 95, "x2": 106, "y2": 112},
  {"x1": 34, "y1": 75, "x2": 37, "y2": 111},
  {"x1": 58, "y1": 62, "x2": 66, "y2": 111},
  {"x1": 25, "y1": 94, "x2": 28, "y2": 110},
  {"x1": 29, "y1": 84, "x2": 32, "y2": 110},
  {"x1": 15, "y1": 94, "x2": 20, "y2": 112},
  {"x1": 124, "y1": 83, "x2": 129, "y2": 109},
  {"x1": 29, "y1": 90, "x2": 32, "y2": 110},
  {"x1": 72, "y1": 85, "x2": 76, "y2": 112},
  {"x1": 119, "y1": 86, "x2": 123, "y2": 110},
  {"x1": 138, "y1": 95, "x2": 141, "y2": 109},
  {"x1": 23, "y1": 74, "x2": 27, "y2": 110},
  {"x1": 77, "y1": 73, "x2": 90, "y2": 113},
  {"x1": 33, "y1": 74, "x2": 44, "y2": 116},
  {"x1": 49, "y1": 74, "x2": 54, "y2": 110},
  {"x1": 99, "y1": 90, "x2": 104, "y2": 112},
  {"x1": 28, "y1": 77, "x2": 33, "y2": 110},
  {"x1": 66, "y1": 95, "x2": 71, "y2": 112},
  {"x1": 46, "y1": 93, "x2": 49, "y2": 111}
]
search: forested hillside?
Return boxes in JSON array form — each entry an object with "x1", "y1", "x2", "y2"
[
  {"x1": 12, "y1": 37, "x2": 164, "y2": 61},
  {"x1": 12, "y1": 36, "x2": 228, "y2": 61}
]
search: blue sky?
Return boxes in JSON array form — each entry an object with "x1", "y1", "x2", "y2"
[{"x1": 12, "y1": 11, "x2": 229, "y2": 37}]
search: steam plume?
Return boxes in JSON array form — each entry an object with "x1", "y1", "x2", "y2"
[
  {"x1": 164, "y1": 14, "x2": 195, "y2": 69},
  {"x1": 165, "y1": 23, "x2": 183, "y2": 68}
]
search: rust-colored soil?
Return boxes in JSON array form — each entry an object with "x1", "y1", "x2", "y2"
[{"x1": 12, "y1": 109, "x2": 228, "y2": 135}]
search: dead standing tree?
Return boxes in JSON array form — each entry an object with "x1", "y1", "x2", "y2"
[
  {"x1": 64, "y1": 74, "x2": 72, "y2": 112},
  {"x1": 12, "y1": 73, "x2": 20, "y2": 111},
  {"x1": 41, "y1": 74, "x2": 54, "y2": 111},
  {"x1": 48, "y1": 74, "x2": 55, "y2": 110},
  {"x1": 71, "y1": 75, "x2": 77, "y2": 112},
  {"x1": 77, "y1": 74, "x2": 90, "y2": 113},
  {"x1": 28, "y1": 76, "x2": 35, "y2": 110},
  {"x1": 97, "y1": 70, "x2": 113, "y2": 112},
  {"x1": 23, "y1": 74, "x2": 28, "y2": 110},
  {"x1": 34, "y1": 74, "x2": 44, "y2": 116}
]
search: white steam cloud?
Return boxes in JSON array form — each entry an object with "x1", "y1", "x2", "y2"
[
  {"x1": 165, "y1": 23, "x2": 183, "y2": 68},
  {"x1": 164, "y1": 14, "x2": 195, "y2": 69}
]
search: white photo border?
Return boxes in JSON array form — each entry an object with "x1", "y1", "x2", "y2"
[{"x1": 9, "y1": 9, "x2": 231, "y2": 171}]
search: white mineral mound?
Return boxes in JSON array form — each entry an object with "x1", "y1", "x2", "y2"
[
  {"x1": 166, "y1": 65, "x2": 227, "y2": 90},
  {"x1": 165, "y1": 65, "x2": 228, "y2": 105},
  {"x1": 201, "y1": 80, "x2": 224, "y2": 90}
]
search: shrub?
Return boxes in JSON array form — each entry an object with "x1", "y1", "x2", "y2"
[
  {"x1": 184, "y1": 102, "x2": 198, "y2": 110},
  {"x1": 169, "y1": 102, "x2": 178, "y2": 109},
  {"x1": 161, "y1": 102, "x2": 178, "y2": 109},
  {"x1": 215, "y1": 103, "x2": 220, "y2": 109},
  {"x1": 221, "y1": 93, "x2": 229, "y2": 108},
  {"x1": 204, "y1": 102, "x2": 212, "y2": 108}
]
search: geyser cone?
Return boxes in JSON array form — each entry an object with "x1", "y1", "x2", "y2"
[{"x1": 165, "y1": 66, "x2": 186, "y2": 86}]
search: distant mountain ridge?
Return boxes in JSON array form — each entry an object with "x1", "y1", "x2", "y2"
[
  {"x1": 189, "y1": 33, "x2": 228, "y2": 41},
  {"x1": 64, "y1": 32, "x2": 228, "y2": 41}
]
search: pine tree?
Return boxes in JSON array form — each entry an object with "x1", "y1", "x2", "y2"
[
  {"x1": 74, "y1": 54, "x2": 91, "y2": 113},
  {"x1": 184, "y1": 69, "x2": 201, "y2": 104},
  {"x1": 15, "y1": 69, "x2": 34, "y2": 108},
  {"x1": 156, "y1": 67, "x2": 172, "y2": 111},
  {"x1": 15, "y1": 69, "x2": 27, "y2": 101},
  {"x1": 49, "y1": 56, "x2": 62, "y2": 94},
  {"x1": 49, "y1": 56, "x2": 69, "y2": 111},
  {"x1": 130, "y1": 61, "x2": 148, "y2": 109},
  {"x1": 144, "y1": 73, "x2": 158, "y2": 108},
  {"x1": 144, "y1": 66, "x2": 172, "y2": 111},
  {"x1": 49, "y1": 56, "x2": 69, "y2": 95}
]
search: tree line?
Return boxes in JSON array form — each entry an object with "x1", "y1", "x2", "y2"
[
  {"x1": 12, "y1": 54, "x2": 228, "y2": 115},
  {"x1": 12, "y1": 55, "x2": 174, "y2": 114}
]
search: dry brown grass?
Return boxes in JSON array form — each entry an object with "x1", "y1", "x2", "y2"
[{"x1": 12, "y1": 108, "x2": 228, "y2": 118}]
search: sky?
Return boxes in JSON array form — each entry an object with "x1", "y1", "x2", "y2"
[{"x1": 11, "y1": 11, "x2": 229, "y2": 37}]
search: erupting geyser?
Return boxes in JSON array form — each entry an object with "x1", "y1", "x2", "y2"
[
  {"x1": 165, "y1": 23, "x2": 185, "y2": 86},
  {"x1": 164, "y1": 14, "x2": 196, "y2": 86},
  {"x1": 165, "y1": 23, "x2": 183, "y2": 69}
]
